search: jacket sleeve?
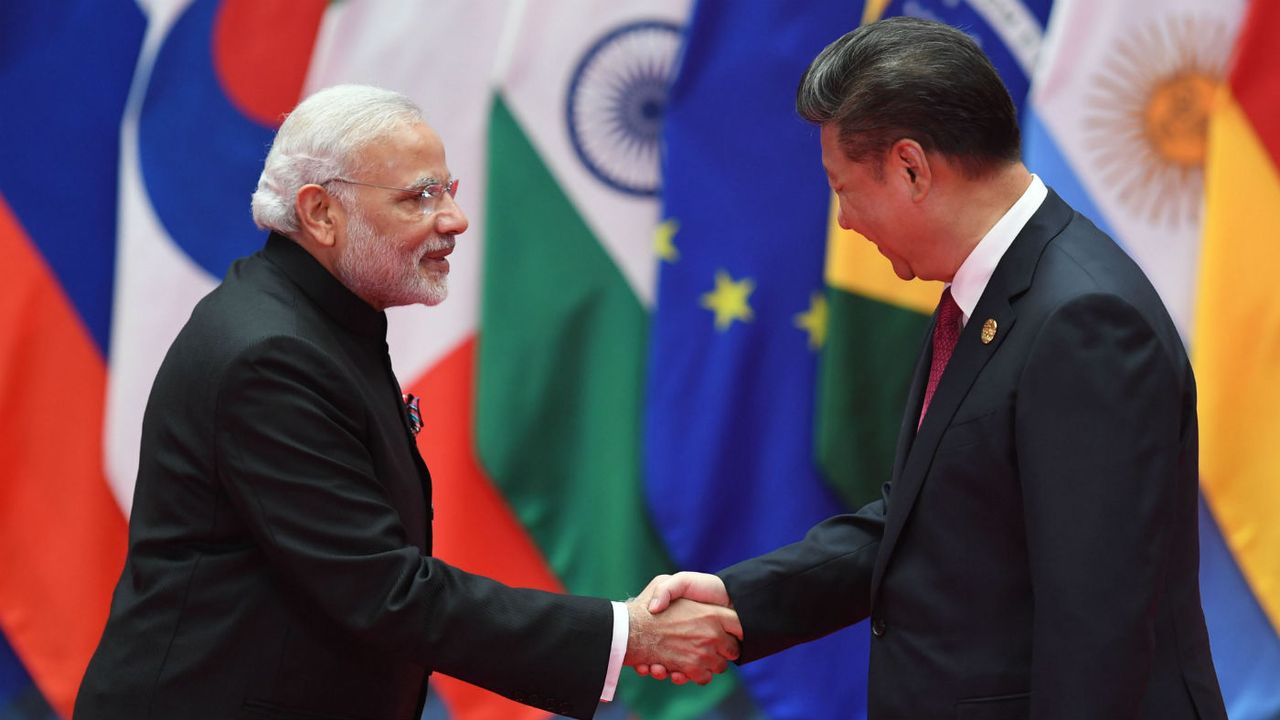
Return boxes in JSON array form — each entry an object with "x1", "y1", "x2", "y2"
[
  {"x1": 1016, "y1": 292, "x2": 1187, "y2": 719},
  {"x1": 212, "y1": 335, "x2": 611, "y2": 720},
  {"x1": 718, "y1": 495, "x2": 886, "y2": 663}
]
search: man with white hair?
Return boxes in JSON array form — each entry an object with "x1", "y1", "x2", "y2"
[{"x1": 74, "y1": 85, "x2": 740, "y2": 720}]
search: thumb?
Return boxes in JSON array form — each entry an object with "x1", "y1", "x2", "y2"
[{"x1": 648, "y1": 574, "x2": 688, "y2": 613}]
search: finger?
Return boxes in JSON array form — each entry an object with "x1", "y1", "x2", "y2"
[
  {"x1": 718, "y1": 607, "x2": 743, "y2": 640},
  {"x1": 717, "y1": 639, "x2": 739, "y2": 661},
  {"x1": 706, "y1": 655, "x2": 728, "y2": 675},
  {"x1": 714, "y1": 623, "x2": 741, "y2": 659},
  {"x1": 649, "y1": 664, "x2": 670, "y2": 681},
  {"x1": 634, "y1": 664, "x2": 650, "y2": 676},
  {"x1": 671, "y1": 672, "x2": 689, "y2": 685},
  {"x1": 718, "y1": 638, "x2": 741, "y2": 661},
  {"x1": 687, "y1": 667, "x2": 712, "y2": 685},
  {"x1": 648, "y1": 575, "x2": 686, "y2": 613}
]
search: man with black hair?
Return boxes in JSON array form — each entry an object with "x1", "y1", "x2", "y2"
[{"x1": 641, "y1": 17, "x2": 1226, "y2": 720}]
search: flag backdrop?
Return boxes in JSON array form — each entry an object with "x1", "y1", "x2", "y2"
[
  {"x1": 478, "y1": 0, "x2": 743, "y2": 717},
  {"x1": 1025, "y1": 0, "x2": 1280, "y2": 716},
  {"x1": 1193, "y1": 0, "x2": 1280, "y2": 716},
  {"x1": 646, "y1": 1, "x2": 867, "y2": 718},
  {"x1": 1, "y1": 1, "x2": 1278, "y2": 719},
  {"x1": 0, "y1": 1, "x2": 143, "y2": 717}
]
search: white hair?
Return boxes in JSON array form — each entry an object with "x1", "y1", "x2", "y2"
[{"x1": 250, "y1": 84, "x2": 424, "y2": 234}]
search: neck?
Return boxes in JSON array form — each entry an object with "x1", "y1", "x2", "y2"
[{"x1": 935, "y1": 163, "x2": 1032, "y2": 281}]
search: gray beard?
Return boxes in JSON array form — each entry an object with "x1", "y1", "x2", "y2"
[{"x1": 333, "y1": 207, "x2": 448, "y2": 310}]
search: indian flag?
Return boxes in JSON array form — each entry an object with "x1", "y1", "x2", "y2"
[{"x1": 479, "y1": 0, "x2": 743, "y2": 716}]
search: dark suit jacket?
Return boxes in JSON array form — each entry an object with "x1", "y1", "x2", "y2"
[
  {"x1": 75, "y1": 234, "x2": 612, "y2": 720},
  {"x1": 720, "y1": 191, "x2": 1227, "y2": 720}
]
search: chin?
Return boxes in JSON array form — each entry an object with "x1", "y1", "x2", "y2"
[
  {"x1": 888, "y1": 260, "x2": 915, "y2": 281},
  {"x1": 420, "y1": 279, "x2": 448, "y2": 306}
]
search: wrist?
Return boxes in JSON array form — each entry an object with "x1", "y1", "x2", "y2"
[{"x1": 624, "y1": 598, "x2": 656, "y2": 666}]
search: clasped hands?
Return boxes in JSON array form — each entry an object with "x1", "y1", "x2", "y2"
[{"x1": 623, "y1": 572, "x2": 739, "y2": 685}]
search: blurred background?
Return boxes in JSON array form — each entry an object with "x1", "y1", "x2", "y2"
[{"x1": 1, "y1": 0, "x2": 1277, "y2": 718}]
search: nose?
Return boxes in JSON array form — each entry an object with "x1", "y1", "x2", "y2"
[{"x1": 434, "y1": 194, "x2": 469, "y2": 235}]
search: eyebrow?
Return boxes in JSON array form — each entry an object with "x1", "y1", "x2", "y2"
[{"x1": 409, "y1": 174, "x2": 451, "y2": 189}]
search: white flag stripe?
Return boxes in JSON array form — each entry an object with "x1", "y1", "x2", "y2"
[
  {"x1": 106, "y1": 0, "x2": 216, "y2": 513},
  {"x1": 305, "y1": 1, "x2": 512, "y2": 382}
]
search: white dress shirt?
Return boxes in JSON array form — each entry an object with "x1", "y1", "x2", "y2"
[
  {"x1": 948, "y1": 175, "x2": 1048, "y2": 327},
  {"x1": 601, "y1": 601, "x2": 627, "y2": 700},
  {"x1": 598, "y1": 178, "x2": 1050, "y2": 702}
]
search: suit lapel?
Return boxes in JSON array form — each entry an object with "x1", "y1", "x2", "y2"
[
  {"x1": 889, "y1": 316, "x2": 935, "y2": 484},
  {"x1": 870, "y1": 190, "x2": 1076, "y2": 601}
]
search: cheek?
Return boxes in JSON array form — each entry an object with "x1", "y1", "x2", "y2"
[{"x1": 406, "y1": 228, "x2": 437, "y2": 255}]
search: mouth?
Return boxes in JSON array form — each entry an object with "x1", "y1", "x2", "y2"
[
  {"x1": 423, "y1": 238, "x2": 454, "y2": 261},
  {"x1": 420, "y1": 238, "x2": 455, "y2": 273}
]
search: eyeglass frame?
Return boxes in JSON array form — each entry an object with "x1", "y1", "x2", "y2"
[{"x1": 321, "y1": 176, "x2": 460, "y2": 214}]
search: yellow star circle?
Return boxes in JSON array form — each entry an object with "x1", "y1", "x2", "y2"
[
  {"x1": 701, "y1": 270, "x2": 755, "y2": 331},
  {"x1": 654, "y1": 219, "x2": 680, "y2": 263},
  {"x1": 794, "y1": 292, "x2": 828, "y2": 350}
]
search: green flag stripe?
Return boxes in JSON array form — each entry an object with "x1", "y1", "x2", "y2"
[
  {"x1": 816, "y1": 287, "x2": 931, "y2": 508},
  {"x1": 478, "y1": 95, "x2": 736, "y2": 717}
]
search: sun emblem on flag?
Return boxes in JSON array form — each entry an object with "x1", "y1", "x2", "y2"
[
  {"x1": 1084, "y1": 15, "x2": 1233, "y2": 227},
  {"x1": 566, "y1": 20, "x2": 683, "y2": 197}
]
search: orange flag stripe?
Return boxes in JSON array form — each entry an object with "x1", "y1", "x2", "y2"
[
  {"x1": 410, "y1": 337, "x2": 559, "y2": 720},
  {"x1": 0, "y1": 193, "x2": 128, "y2": 717}
]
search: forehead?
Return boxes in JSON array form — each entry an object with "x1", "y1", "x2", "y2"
[{"x1": 358, "y1": 121, "x2": 448, "y2": 180}]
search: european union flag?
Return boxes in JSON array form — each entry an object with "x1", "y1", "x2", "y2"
[{"x1": 644, "y1": 1, "x2": 868, "y2": 717}]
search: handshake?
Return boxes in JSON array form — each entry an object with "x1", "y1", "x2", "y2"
[{"x1": 622, "y1": 572, "x2": 740, "y2": 685}]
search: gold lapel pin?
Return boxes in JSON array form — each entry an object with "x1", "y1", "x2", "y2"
[{"x1": 981, "y1": 318, "x2": 998, "y2": 344}]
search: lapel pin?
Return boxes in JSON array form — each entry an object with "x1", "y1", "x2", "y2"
[
  {"x1": 403, "y1": 393, "x2": 423, "y2": 436},
  {"x1": 980, "y1": 318, "x2": 998, "y2": 344}
]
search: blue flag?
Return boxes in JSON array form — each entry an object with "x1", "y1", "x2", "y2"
[
  {"x1": 645, "y1": 1, "x2": 868, "y2": 717},
  {"x1": 0, "y1": 0, "x2": 145, "y2": 354}
]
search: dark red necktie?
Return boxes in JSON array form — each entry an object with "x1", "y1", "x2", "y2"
[{"x1": 918, "y1": 287, "x2": 962, "y2": 429}]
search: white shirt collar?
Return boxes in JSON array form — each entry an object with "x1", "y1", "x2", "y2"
[{"x1": 949, "y1": 174, "x2": 1047, "y2": 326}]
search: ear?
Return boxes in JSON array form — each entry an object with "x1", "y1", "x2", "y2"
[
  {"x1": 295, "y1": 183, "x2": 341, "y2": 248},
  {"x1": 890, "y1": 139, "x2": 931, "y2": 202}
]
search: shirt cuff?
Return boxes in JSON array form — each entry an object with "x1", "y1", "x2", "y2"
[{"x1": 600, "y1": 601, "x2": 628, "y2": 701}]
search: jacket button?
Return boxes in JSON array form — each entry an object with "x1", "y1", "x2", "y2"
[{"x1": 871, "y1": 617, "x2": 886, "y2": 637}]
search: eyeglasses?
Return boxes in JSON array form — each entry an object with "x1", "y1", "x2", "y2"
[{"x1": 323, "y1": 176, "x2": 459, "y2": 214}]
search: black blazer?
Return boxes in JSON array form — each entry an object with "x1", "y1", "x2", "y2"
[
  {"x1": 720, "y1": 191, "x2": 1227, "y2": 720},
  {"x1": 75, "y1": 234, "x2": 612, "y2": 720}
]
